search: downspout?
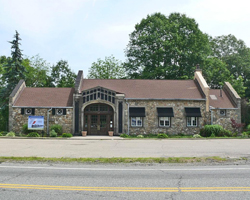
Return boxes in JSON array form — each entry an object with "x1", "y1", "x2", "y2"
[
  {"x1": 210, "y1": 109, "x2": 214, "y2": 125},
  {"x1": 47, "y1": 108, "x2": 52, "y2": 136},
  {"x1": 125, "y1": 100, "x2": 130, "y2": 135}
]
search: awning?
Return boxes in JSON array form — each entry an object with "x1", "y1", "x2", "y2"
[
  {"x1": 185, "y1": 108, "x2": 201, "y2": 117},
  {"x1": 157, "y1": 108, "x2": 174, "y2": 117},
  {"x1": 129, "y1": 107, "x2": 145, "y2": 117}
]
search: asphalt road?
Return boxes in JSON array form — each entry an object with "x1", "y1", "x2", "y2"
[
  {"x1": 1, "y1": 163, "x2": 250, "y2": 200},
  {"x1": 0, "y1": 138, "x2": 250, "y2": 158}
]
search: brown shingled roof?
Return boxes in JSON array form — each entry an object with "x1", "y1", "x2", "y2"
[
  {"x1": 209, "y1": 89, "x2": 235, "y2": 108},
  {"x1": 14, "y1": 88, "x2": 74, "y2": 107},
  {"x1": 81, "y1": 79, "x2": 204, "y2": 99}
]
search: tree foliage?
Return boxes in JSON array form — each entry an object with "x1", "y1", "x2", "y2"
[
  {"x1": 88, "y1": 55, "x2": 125, "y2": 79},
  {"x1": 209, "y1": 34, "x2": 250, "y2": 97},
  {"x1": 51, "y1": 60, "x2": 76, "y2": 87},
  {"x1": 202, "y1": 57, "x2": 231, "y2": 88},
  {"x1": 23, "y1": 55, "x2": 53, "y2": 87},
  {"x1": 125, "y1": 12, "x2": 210, "y2": 79},
  {"x1": 0, "y1": 31, "x2": 26, "y2": 107}
]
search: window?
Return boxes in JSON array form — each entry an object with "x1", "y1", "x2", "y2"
[
  {"x1": 187, "y1": 117, "x2": 197, "y2": 127},
  {"x1": 131, "y1": 117, "x2": 142, "y2": 127},
  {"x1": 159, "y1": 117, "x2": 170, "y2": 127},
  {"x1": 157, "y1": 108, "x2": 173, "y2": 127}
]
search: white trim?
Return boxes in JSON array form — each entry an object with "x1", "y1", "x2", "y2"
[
  {"x1": 131, "y1": 117, "x2": 142, "y2": 127},
  {"x1": 187, "y1": 117, "x2": 198, "y2": 127}
]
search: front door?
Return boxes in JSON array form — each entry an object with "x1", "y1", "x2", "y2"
[{"x1": 84, "y1": 104, "x2": 114, "y2": 135}]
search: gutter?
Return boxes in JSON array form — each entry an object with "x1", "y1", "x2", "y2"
[
  {"x1": 13, "y1": 106, "x2": 73, "y2": 108},
  {"x1": 124, "y1": 98, "x2": 206, "y2": 101},
  {"x1": 125, "y1": 100, "x2": 130, "y2": 135}
]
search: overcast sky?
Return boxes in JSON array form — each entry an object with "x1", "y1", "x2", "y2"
[{"x1": 0, "y1": 0, "x2": 250, "y2": 77}]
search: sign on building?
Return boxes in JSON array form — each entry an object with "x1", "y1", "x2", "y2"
[{"x1": 28, "y1": 116, "x2": 44, "y2": 130}]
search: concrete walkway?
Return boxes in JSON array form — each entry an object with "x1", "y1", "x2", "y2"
[{"x1": 0, "y1": 137, "x2": 250, "y2": 158}]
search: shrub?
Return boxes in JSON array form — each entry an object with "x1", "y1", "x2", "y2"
[
  {"x1": 193, "y1": 134, "x2": 202, "y2": 138},
  {"x1": 247, "y1": 124, "x2": 250, "y2": 131},
  {"x1": 157, "y1": 133, "x2": 168, "y2": 138},
  {"x1": 27, "y1": 132, "x2": 40, "y2": 137},
  {"x1": 22, "y1": 124, "x2": 30, "y2": 134},
  {"x1": 50, "y1": 124, "x2": 62, "y2": 135},
  {"x1": 223, "y1": 129, "x2": 232, "y2": 137},
  {"x1": 242, "y1": 131, "x2": 250, "y2": 138},
  {"x1": 231, "y1": 118, "x2": 245, "y2": 133},
  {"x1": 178, "y1": 133, "x2": 185, "y2": 136},
  {"x1": 50, "y1": 129, "x2": 57, "y2": 137},
  {"x1": 120, "y1": 134, "x2": 129, "y2": 138},
  {"x1": 0, "y1": 133, "x2": 2, "y2": 136},
  {"x1": 137, "y1": 134, "x2": 144, "y2": 138},
  {"x1": 6, "y1": 132, "x2": 15, "y2": 137},
  {"x1": 201, "y1": 125, "x2": 224, "y2": 137},
  {"x1": 62, "y1": 133, "x2": 73, "y2": 138},
  {"x1": 232, "y1": 132, "x2": 238, "y2": 137},
  {"x1": 0, "y1": 131, "x2": 7, "y2": 136},
  {"x1": 199, "y1": 128, "x2": 206, "y2": 137},
  {"x1": 210, "y1": 133, "x2": 215, "y2": 138}
]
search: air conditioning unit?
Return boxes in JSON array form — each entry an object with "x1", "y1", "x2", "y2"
[
  {"x1": 56, "y1": 108, "x2": 63, "y2": 115},
  {"x1": 25, "y1": 108, "x2": 32, "y2": 115},
  {"x1": 220, "y1": 110, "x2": 226, "y2": 116}
]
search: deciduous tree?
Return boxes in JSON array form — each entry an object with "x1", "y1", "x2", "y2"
[
  {"x1": 125, "y1": 12, "x2": 210, "y2": 79},
  {"x1": 51, "y1": 60, "x2": 76, "y2": 87},
  {"x1": 88, "y1": 55, "x2": 125, "y2": 79}
]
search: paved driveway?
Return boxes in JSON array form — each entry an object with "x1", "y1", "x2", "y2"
[{"x1": 0, "y1": 138, "x2": 250, "y2": 158}]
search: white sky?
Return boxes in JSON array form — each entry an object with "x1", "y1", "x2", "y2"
[{"x1": 0, "y1": 0, "x2": 250, "y2": 77}]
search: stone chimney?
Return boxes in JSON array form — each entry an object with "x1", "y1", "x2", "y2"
[{"x1": 194, "y1": 65, "x2": 210, "y2": 111}]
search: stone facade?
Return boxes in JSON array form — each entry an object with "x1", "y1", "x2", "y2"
[
  {"x1": 11, "y1": 107, "x2": 73, "y2": 134},
  {"x1": 122, "y1": 100, "x2": 207, "y2": 135},
  {"x1": 210, "y1": 109, "x2": 239, "y2": 132}
]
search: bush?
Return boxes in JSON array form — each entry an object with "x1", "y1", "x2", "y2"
[
  {"x1": 50, "y1": 124, "x2": 62, "y2": 135},
  {"x1": 62, "y1": 133, "x2": 73, "y2": 138},
  {"x1": 193, "y1": 134, "x2": 202, "y2": 138},
  {"x1": 27, "y1": 132, "x2": 40, "y2": 137},
  {"x1": 6, "y1": 132, "x2": 15, "y2": 137},
  {"x1": 120, "y1": 133, "x2": 129, "y2": 138},
  {"x1": 157, "y1": 133, "x2": 168, "y2": 138},
  {"x1": 222, "y1": 129, "x2": 232, "y2": 137},
  {"x1": 0, "y1": 133, "x2": 2, "y2": 136},
  {"x1": 50, "y1": 129, "x2": 57, "y2": 137},
  {"x1": 137, "y1": 134, "x2": 144, "y2": 138},
  {"x1": 22, "y1": 124, "x2": 30, "y2": 134},
  {"x1": 242, "y1": 131, "x2": 250, "y2": 138},
  {"x1": 210, "y1": 133, "x2": 215, "y2": 138},
  {"x1": 201, "y1": 125, "x2": 224, "y2": 137},
  {"x1": 0, "y1": 131, "x2": 8, "y2": 136},
  {"x1": 247, "y1": 124, "x2": 250, "y2": 131}
]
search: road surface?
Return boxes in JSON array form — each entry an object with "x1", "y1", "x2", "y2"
[{"x1": 1, "y1": 163, "x2": 250, "y2": 199}]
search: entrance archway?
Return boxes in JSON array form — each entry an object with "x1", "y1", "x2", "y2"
[{"x1": 83, "y1": 103, "x2": 114, "y2": 135}]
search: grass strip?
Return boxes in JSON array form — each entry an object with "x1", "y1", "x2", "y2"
[{"x1": 0, "y1": 156, "x2": 238, "y2": 164}]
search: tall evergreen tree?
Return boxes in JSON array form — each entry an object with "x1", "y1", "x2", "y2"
[{"x1": 0, "y1": 30, "x2": 26, "y2": 107}]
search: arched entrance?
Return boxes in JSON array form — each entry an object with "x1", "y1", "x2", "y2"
[{"x1": 83, "y1": 103, "x2": 114, "y2": 135}]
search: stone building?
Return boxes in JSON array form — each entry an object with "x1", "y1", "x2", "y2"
[{"x1": 9, "y1": 68, "x2": 241, "y2": 136}]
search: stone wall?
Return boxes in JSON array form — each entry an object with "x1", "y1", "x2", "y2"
[
  {"x1": 11, "y1": 108, "x2": 73, "y2": 134},
  {"x1": 211, "y1": 109, "x2": 239, "y2": 131},
  {"x1": 123, "y1": 100, "x2": 207, "y2": 135}
]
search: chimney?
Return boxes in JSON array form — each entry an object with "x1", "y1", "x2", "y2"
[
  {"x1": 220, "y1": 88, "x2": 223, "y2": 97},
  {"x1": 195, "y1": 64, "x2": 202, "y2": 74}
]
